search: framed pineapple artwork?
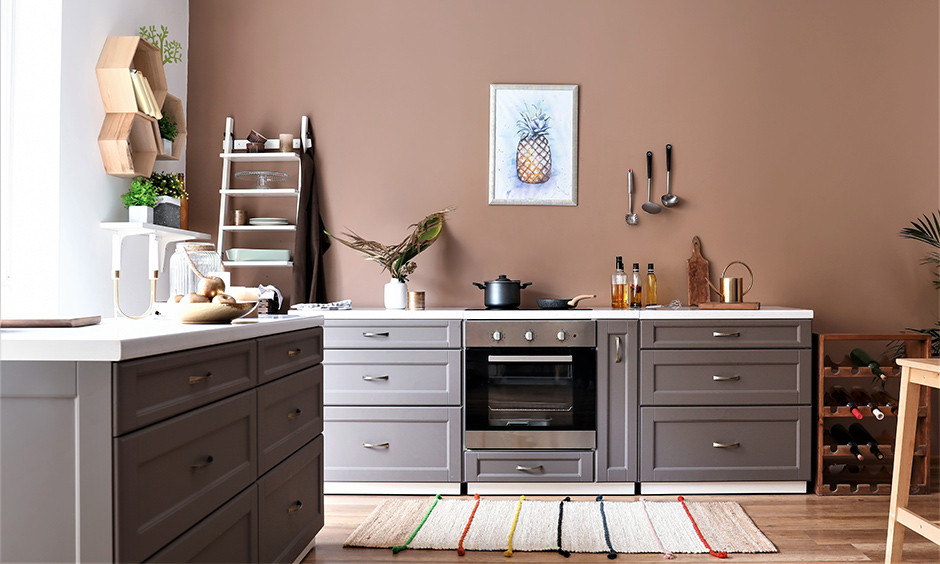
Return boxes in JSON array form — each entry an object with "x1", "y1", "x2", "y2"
[{"x1": 489, "y1": 84, "x2": 579, "y2": 206}]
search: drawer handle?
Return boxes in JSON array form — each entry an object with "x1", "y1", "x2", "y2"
[
  {"x1": 287, "y1": 408, "x2": 302, "y2": 420},
  {"x1": 287, "y1": 500, "x2": 303, "y2": 515},
  {"x1": 615, "y1": 336, "x2": 622, "y2": 364},
  {"x1": 191, "y1": 455, "x2": 214, "y2": 469},
  {"x1": 362, "y1": 375, "x2": 389, "y2": 381},
  {"x1": 712, "y1": 442, "x2": 740, "y2": 448},
  {"x1": 712, "y1": 375, "x2": 741, "y2": 381},
  {"x1": 362, "y1": 331, "x2": 390, "y2": 338},
  {"x1": 712, "y1": 331, "x2": 740, "y2": 338},
  {"x1": 515, "y1": 465, "x2": 544, "y2": 472},
  {"x1": 189, "y1": 372, "x2": 213, "y2": 385},
  {"x1": 362, "y1": 442, "x2": 390, "y2": 448},
  {"x1": 287, "y1": 348, "x2": 302, "y2": 357}
]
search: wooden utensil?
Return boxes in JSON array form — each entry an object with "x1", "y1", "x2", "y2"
[{"x1": 687, "y1": 236, "x2": 710, "y2": 305}]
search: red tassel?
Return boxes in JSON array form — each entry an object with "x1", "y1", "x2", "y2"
[{"x1": 677, "y1": 496, "x2": 727, "y2": 559}]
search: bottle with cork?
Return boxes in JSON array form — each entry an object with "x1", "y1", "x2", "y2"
[
  {"x1": 611, "y1": 256, "x2": 628, "y2": 309},
  {"x1": 646, "y1": 263, "x2": 658, "y2": 306},
  {"x1": 629, "y1": 262, "x2": 643, "y2": 308}
]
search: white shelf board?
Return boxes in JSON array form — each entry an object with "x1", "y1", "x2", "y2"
[
  {"x1": 219, "y1": 189, "x2": 299, "y2": 197},
  {"x1": 221, "y1": 225, "x2": 296, "y2": 232},
  {"x1": 222, "y1": 260, "x2": 294, "y2": 267},
  {"x1": 219, "y1": 152, "x2": 300, "y2": 162},
  {"x1": 100, "y1": 222, "x2": 210, "y2": 239}
]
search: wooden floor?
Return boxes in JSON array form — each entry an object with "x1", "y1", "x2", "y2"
[{"x1": 302, "y1": 491, "x2": 940, "y2": 563}]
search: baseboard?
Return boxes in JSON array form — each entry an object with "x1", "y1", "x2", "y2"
[
  {"x1": 467, "y1": 482, "x2": 637, "y2": 495},
  {"x1": 324, "y1": 482, "x2": 462, "y2": 495},
  {"x1": 640, "y1": 481, "x2": 809, "y2": 495}
]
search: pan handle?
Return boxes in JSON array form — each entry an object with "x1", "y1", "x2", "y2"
[{"x1": 567, "y1": 294, "x2": 597, "y2": 306}]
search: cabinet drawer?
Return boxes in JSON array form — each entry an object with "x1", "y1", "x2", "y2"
[
  {"x1": 639, "y1": 406, "x2": 811, "y2": 482},
  {"x1": 144, "y1": 485, "x2": 258, "y2": 564},
  {"x1": 640, "y1": 349, "x2": 811, "y2": 406},
  {"x1": 114, "y1": 392, "x2": 257, "y2": 563},
  {"x1": 258, "y1": 327, "x2": 323, "y2": 384},
  {"x1": 113, "y1": 340, "x2": 257, "y2": 435},
  {"x1": 323, "y1": 349, "x2": 460, "y2": 406},
  {"x1": 464, "y1": 450, "x2": 594, "y2": 482},
  {"x1": 258, "y1": 365, "x2": 324, "y2": 475},
  {"x1": 323, "y1": 406, "x2": 461, "y2": 482},
  {"x1": 324, "y1": 320, "x2": 461, "y2": 349},
  {"x1": 258, "y1": 436, "x2": 324, "y2": 564},
  {"x1": 640, "y1": 320, "x2": 811, "y2": 349}
]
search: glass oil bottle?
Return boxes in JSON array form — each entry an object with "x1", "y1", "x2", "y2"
[
  {"x1": 646, "y1": 263, "x2": 658, "y2": 306},
  {"x1": 629, "y1": 262, "x2": 643, "y2": 308},
  {"x1": 611, "y1": 256, "x2": 628, "y2": 309}
]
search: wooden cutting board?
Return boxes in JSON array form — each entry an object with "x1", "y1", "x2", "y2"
[
  {"x1": 697, "y1": 301, "x2": 761, "y2": 310},
  {"x1": 687, "y1": 236, "x2": 711, "y2": 306},
  {"x1": 0, "y1": 316, "x2": 101, "y2": 328}
]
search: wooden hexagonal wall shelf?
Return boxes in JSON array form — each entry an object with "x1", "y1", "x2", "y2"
[
  {"x1": 98, "y1": 112, "x2": 158, "y2": 178},
  {"x1": 156, "y1": 93, "x2": 186, "y2": 161},
  {"x1": 96, "y1": 36, "x2": 167, "y2": 114}
]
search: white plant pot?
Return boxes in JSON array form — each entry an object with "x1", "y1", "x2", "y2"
[
  {"x1": 384, "y1": 279, "x2": 408, "y2": 309},
  {"x1": 162, "y1": 138, "x2": 173, "y2": 155},
  {"x1": 128, "y1": 205, "x2": 154, "y2": 224}
]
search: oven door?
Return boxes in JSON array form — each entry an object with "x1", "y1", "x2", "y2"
[{"x1": 465, "y1": 347, "x2": 596, "y2": 449}]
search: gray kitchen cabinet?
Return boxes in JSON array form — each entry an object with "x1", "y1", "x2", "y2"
[
  {"x1": 464, "y1": 450, "x2": 594, "y2": 482},
  {"x1": 322, "y1": 319, "x2": 462, "y2": 483},
  {"x1": 640, "y1": 319, "x2": 811, "y2": 349},
  {"x1": 596, "y1": 320, "x2": 638, "y2": 483}
]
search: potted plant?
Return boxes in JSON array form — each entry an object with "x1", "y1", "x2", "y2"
[
  {"x1": 121, "y1": 176, "x2": 158, "y2": 223},
  {"x1": 326, "y1": 208, "x2": 452, "y2": 308},
  {"x1": 149, "y1": 171, "x2": 188, "y2": 228},
  {"x1": 158, "y1": 115, "x2": 179, "y2": 156}
]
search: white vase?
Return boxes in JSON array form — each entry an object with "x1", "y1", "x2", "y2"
[
  {"x1": 128, "y1": 205, "x2": 154, "y2": 224},
  {"x1": 384, "y1": 279, "x2": 408, "y2": 309},
  {"x1": 162, "y1": 138, "x2": 173, "y2": 155}
]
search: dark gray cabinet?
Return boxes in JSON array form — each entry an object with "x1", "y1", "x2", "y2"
[{"x1": 596, "y1": 320, "x2": 638, "y2": 483}]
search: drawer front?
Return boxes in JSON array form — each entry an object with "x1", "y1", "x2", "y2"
[
  {"x1": 640, "y1": 349, "x2": 811, "y2": 406},
  {"x1": 323, "y1": 406, "x2": 461, "y2": 482},
  {"x1": 323, "y1": 320, "x2": 461, "y2": 349},
  {"x1": 640, "y1": 406, "x2": 811, "y2": 482},
  {"x1": 323, "y1": 349, "x2": 460, "y2": 406},
  {"x1": 144, "y1": 485, "x2": 258, "y2": 564},
  {"x1": 640, "y1": 320, "x2": 811, "y2": 349},
  {"x1": 258, "y1": 365, "x2": 324, "y2": 475},
  {"x1": 258, "y1": 327, "x2": 323, "y2": 384},
  {"x1": 258, "y1": 436, "x2": 324, "y2": 564},
  {"x1": 464, "y1": 450, "x2": 594, "y2": 482},
  {"x1": 114, "y1": 392, "x2": 257, "y2": 564},
  {"x1": 113, "y1": 340, "x2": 257, "y2": 435}
]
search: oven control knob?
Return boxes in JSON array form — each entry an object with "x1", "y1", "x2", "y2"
[
  {"x1": 557, "y1": 331, "x2": 567, "y2": 342},
  {"x1": 492, "y1": 330, "x2": 502, "y2": 342},
  {"x1": 524, "y1": 330, "x2": 534, "y2": 341}
]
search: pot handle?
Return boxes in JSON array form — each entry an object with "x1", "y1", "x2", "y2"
[
  {"x1": 472, "y1": 282, "x2": 485, "y2": 290},
  {"x1": 521, "y1": 282, "x2": 533, "y2": 289}
]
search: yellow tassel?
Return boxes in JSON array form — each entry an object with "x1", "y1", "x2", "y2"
[{"x1": 504, "y1": 495, "x2": 525, "y2": 557}]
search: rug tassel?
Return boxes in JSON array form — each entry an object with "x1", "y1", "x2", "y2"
[
  {"x1": 638, "y1": 496, "x2": 676, "y2": 559},
  {"x1": 504, "y1": 495, "x2": 525, "y2": 557},
  {"x1": 677, "y1": 496, "x2": 727, "y2": 559},
  {"x1": 556, "y1": 496, "x2": 571, "y2": 557},
  {"x1": 456, "y1": 493, "x2": 481, "y2": 556},
  {"x1": 595, "y1": 496, "x2": 617, "y2": 559},
  {"x1": 391, "y1": 493, "x2": 442, "y2": 554}
]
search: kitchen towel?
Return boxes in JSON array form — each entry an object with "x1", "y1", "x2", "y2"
[{"x1": 291, "y1": 126, "x2": 331, "y2": 306}]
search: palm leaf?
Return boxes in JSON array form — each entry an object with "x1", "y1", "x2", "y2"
[{"x1": 900, "y1": 211, "x2": 940, "y2": 288}]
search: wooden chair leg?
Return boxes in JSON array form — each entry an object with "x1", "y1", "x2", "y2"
[{"x1": 884, "y1": 367, "x2": 920, "y2": 563}]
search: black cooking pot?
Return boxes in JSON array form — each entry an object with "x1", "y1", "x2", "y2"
[{"x1": 472, "y1": 275, "x2": 532, "y2": 309}]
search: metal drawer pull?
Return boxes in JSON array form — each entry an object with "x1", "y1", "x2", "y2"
[
  {"x1": 287, "y1": 408, "x2": 302, "y2": 420},
  {"x1": 712, "y1": 375, "x2": 741, "y2": 381},
  {"x1": 362, "y1": 375, "x2": 389, "y2": 381},
  {"x1": 287, "y1": 348, "x2": 302, "y2": 357},
  {"x1": 712, "y1": 442, "x2": 740, "y2": 448},
  {"x1": 189, "y1": 372, "x2": 213, "y2": 385},
  {"x1": 362, "y1": 331, "x2": 390, "y2": 338},
  {"x1": 362, "y1": 442, "x2": 390, "y2": 448},
  {"x1": 515, "y1": 465, "x2": 544, "y2": 471},
  {"x1": 191, "y1": 455, "x2": 214, "y2": 469},
  {"x1": 287, "y1": 500, "x2": 303, "y2": 515},
  {"x1": 712, "y1": 331, "x2": 741, "y2": 338},
  {"x1": 615, "y1": 336, "x2": 622, "y2": 363}
]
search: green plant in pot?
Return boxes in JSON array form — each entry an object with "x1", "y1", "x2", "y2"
[
  {"x1": 158, "y1": 115, "x2": 179, "y2": 156},
  {"x1": 122, "y1": 176, "x2": 158, "y2": 224},
  {"x1": 149, "y1": 171, "x2": 187, "y2": 228}
]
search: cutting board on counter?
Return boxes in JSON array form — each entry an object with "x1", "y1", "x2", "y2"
[
  {"x1": 687, "y1": 236, "x2": 711, "y2": 305},
  {"x1": 697, "y1": 301, "x2": 761, "y2": 310},
  {"x1": 0, "y1": 316, "x2": 101, "y2": 328}
]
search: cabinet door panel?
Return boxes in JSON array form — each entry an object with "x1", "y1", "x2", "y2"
[
  {"x1": 323, "y1": 349, "x2": 460, "y2": 406},
  {"x1": 324, "y1": 320, "x2": 461, "y2": 349},
  {"x1": 258, "y1": 365, "x2": 323, "y2": 475},
  {"x1": 640, "y1": 320, "x2": 811, "y2": 349},
  {"x1": 258, "y1": 327, "x2": 323, "y2": 384},
  {"x1": 596, "y1": 320, "x2": 638, "y2": 482}
]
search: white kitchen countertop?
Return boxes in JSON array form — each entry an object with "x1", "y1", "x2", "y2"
[
  {"x1": 294, "y1": 306, "x2": 813, "y2": 321},
  {"x1": 0, "y1": 315, "x2": 323, "y2": 362}
]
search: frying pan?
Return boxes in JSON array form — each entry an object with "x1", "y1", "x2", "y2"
[{"x1": 536, "y1": 294, "x2": 596, "y2": 310}]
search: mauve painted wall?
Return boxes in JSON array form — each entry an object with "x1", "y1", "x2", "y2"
[{"x1": 186, "y1": 0, "x2": 939, "y2": 334}]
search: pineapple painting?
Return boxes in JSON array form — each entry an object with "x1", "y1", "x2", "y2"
[{"x1": 515, "y1": 102, "x2": 552, "y2": 184}]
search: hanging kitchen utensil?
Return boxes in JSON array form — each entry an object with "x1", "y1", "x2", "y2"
[
  {"x1": 687, "y1": 236, "x2": 710, "y2": 305},
  {"x1": 536, "y1": 294, "x2": 596, "y2": 310},
  {"x1": 625, "y1": 169, "x2": 638, "y2": 225},
  {"x1": 641, "y1": 151, "x2": 661, "y2": 214},
  {"x1": 661, "y1": 144, "x2": 678, "y2": 207}
]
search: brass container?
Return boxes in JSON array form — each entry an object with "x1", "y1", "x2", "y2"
[
  {"x1": 708, "y1": 261, "x2": 754, "y2": 303},
  {"x1": 408, "y1": 291, "x2": 425, "y2": 310}
]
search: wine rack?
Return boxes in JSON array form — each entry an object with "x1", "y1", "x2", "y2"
[{"x1": 815, "y1": 333, "x2": 931, "y2": 495}]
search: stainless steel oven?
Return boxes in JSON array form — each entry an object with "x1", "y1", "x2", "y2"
[{"x1": 464, "y1": 320, "x2": 596, "y2": 449}]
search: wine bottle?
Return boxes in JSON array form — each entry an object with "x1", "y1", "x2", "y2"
[
  {"x1": 848, "y1": 423, "x2": 885, "y2": 460},
  {"x1": 829, "y1": 386, "x2": 864, "y2": 419},
  {"x1": 870, "y1": 389, "x2": 899, "y2": 415},
  {"x1": 849, "y1": 387, "x2": 885, "y2": 420},
  {"x1": 829, "y1": 423, "x2": 864, "y2": 461},
  {"x1": 850, "y1": 348, "x2": 886, "y2": 381}
]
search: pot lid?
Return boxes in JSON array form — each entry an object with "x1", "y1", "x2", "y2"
[{"x1": 487, "y1": 274, "x2": 519, "y2": 284}]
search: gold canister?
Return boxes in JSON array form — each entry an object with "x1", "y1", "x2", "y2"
[
  {"x1": 408, "y1": 291, "x2": 425, "y2": 310},
  {"x1": 234, "y1": 210, "x2": 248, "y2": 225}
]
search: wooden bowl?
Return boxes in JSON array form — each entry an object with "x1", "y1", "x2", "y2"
[{"x1": 170, "y1": 301, "x2": 258, "y2": 324}]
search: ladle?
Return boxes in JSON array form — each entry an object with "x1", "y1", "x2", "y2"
[
  {"x1": 625, "y1": 169, "x2": 638, "y2": 225},
  {"x1": 641, "y1": 151, "x2": 662, "y2": 214},
  {"x1": 661, "y1": 144, "x2": 679, "y2": 207}
]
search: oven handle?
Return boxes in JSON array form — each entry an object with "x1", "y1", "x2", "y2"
[{"x1": 487, "y1": 355, "x2": 574, "y2": 363}]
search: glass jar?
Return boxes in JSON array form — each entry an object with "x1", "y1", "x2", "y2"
[{"x1": 169, "y1": 243, "x2": 222, "y2": 298}]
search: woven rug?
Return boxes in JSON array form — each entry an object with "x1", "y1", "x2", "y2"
[{"x1": 344, "y1": 495, "x2": 777, "y2": 558}]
